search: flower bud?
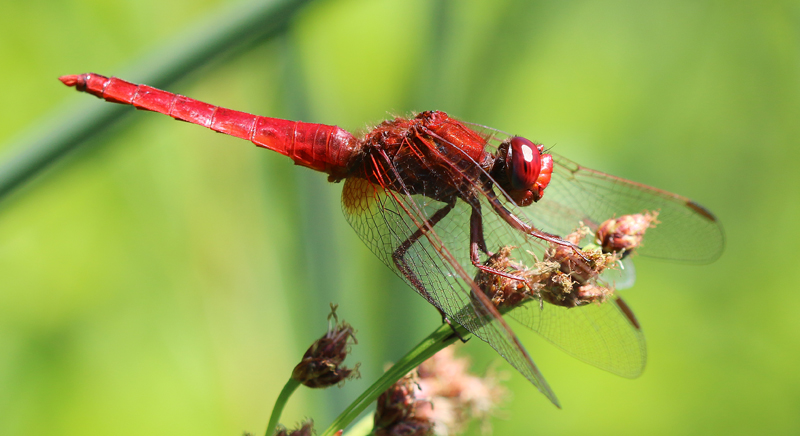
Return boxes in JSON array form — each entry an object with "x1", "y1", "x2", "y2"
[
  {"x1": 596, "y1": 211, "x2": 659, "y2": 255},
  {"x1": 374, "y1": 347, "x2": 507, "y2": 436},
  {"x1": 292, "y1": 304, "x2": 359, "y2": 388},
  {"x1": 273, "y1": 420, "x2": 314, "y2": 436},
  {"x1": 374, "y1": 374, "x2": 433, "y2": 436},
  {"x1": 415, "y1": 347, "x2": 507, "y2": 435}
]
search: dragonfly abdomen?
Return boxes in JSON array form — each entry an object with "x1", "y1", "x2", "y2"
[{"x1": 59, "y1": 73, "x2": 357, "y2": 177}]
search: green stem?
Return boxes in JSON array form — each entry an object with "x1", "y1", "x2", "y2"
[
  {"x1": 265, "y1": 377, "x2": 301, "y2": 436},
  {"x1": 320, "y1": 323, "x2": 469, "y2": 436},
  {"x1": 0, "y1": 0, "x2": 314, "y2": 201},
  {"x1": 340, "y1": 412, "x2": 375, "y2": 436}
]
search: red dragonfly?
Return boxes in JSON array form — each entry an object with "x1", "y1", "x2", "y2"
[{"x1": 59, "y1": 73, "x2": 724, "y2": 406}]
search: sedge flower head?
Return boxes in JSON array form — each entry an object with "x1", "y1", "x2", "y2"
[
  {"x1": 374, "y1": 374, "x2": 434, "y2": 436},
  {"x1": 416, "y1": 347, "x2": 507, "y2": 436},
  {"x1": 273, "y1": 420, "x2": 315, "y2": 436},
  {"x1": 374, "y1": 347, "x2": 507, "y2": 436},
  {"x1": 596, "y1": 211, "x2": 660, "y2": 256},
  {"x1": 292, "y1": 304, "x2": 359, "y2": 388}
]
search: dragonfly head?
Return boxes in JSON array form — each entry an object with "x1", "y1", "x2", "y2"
[{"x1": 496, "y1": 137, "x2": 553, "y2": 206}]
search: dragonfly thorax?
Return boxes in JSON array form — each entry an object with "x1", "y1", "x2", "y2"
[{"x1": 352, "y1": 111, "x2": 493, "y2": 202}]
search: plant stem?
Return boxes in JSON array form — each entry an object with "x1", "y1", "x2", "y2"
[
  {"x1": 320, "y1": 322, "x2": 468, "y2": 436},
  {"x1": 265, "y1": 377, "x2": 301, "y2": 436},
  {"x1": 339, "y1": 412, "x2": 375, "y2": 436}
]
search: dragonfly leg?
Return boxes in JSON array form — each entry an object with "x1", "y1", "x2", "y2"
[
  {"x1": 391, "y1": 200, "x2": 456, "y2": 309},
  {"x1": 486, "y1": 194, "x2": 591, "y2": 263},
  {"x1": 391, "y1": 200, "x2": 469, "y2": 343},
  {"x1": 470, "y1": 205, "x2": 527, "y2": 282},
  {"x1": 442, "y1": 313, "x2": 470, "y2": 343}
]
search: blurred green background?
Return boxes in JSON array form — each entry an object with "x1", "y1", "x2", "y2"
[{"x1": 1, "y1": 0, "x2": 798, "y2": 435}]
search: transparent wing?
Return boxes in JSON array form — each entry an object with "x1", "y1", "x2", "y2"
[
  {"x1": 471, "y1": 182, "x2": 647, "y2": 378},
  {"x1": 339, "y1": 117, "x2": 674, "y2": 398},
  {"x1": 341, "y1": 176, "x2": 561, "y2": 406},
  {"x1": 508, "y1": 294, "x2": 646, "y2": 378},
  {"x1": 463, "y1": 183, "x2": 647, "y2": 378},
  {"x1": 342, "y1": 172, "x2": 648, "y2": 388},
  {"x1": 471, "y1": 125, "x2": 725, "y2": 264},
  {"x1": 536, "y1": 155, "x2": 724, "y2": 263}
]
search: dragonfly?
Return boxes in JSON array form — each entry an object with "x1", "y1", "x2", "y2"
[{"x1": 59, "y1": 73, "x2": 724, "y2": 407}]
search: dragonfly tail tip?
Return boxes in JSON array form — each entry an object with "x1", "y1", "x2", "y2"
[{"x1": 58, "y1": 75, "x2": 79, "y2": 87}]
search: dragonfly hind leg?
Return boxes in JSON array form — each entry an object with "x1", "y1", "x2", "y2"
[
  {"x1": 391, "y1": 200, "x2": 454, "y2": 308},
  {"x1": 390, "y1": 200, "x2": 468, "y2": 342}
]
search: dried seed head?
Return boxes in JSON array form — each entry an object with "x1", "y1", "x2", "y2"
[
  {"x1": 415, "y1": 347, "x2": 508, "y2": 436},
  {"x1": 547, "y1": 226, "x2": 601, "y2": 282},
  {"x1": 474, "y1": 246, "x2": 541, "y2": 311},
  {"x1": 273, "y1": 420, "x2": 315, "y2": 436},
  {"x1": 292, "y1": 304, "x2": 360, "y2": 388},
  {"x1": 375, "y1": 418, "x2": 432, "y2": 436},
  {"x1": 596, "y1": 211, "x2": 660, "y2": 256},
  {"x1": 374, "y1": 347, "x2": 507, "y2": 436},
  {"x1": 533, "y1": 226, "x2": 619, "y2": 307},
  {"x1": 476, "y1": 233, "x2": 618, "y2": 311},
  {"x1": 374, "y1": 374, "x2": 434, "y2": 436}
]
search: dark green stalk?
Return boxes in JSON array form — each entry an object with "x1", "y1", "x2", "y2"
[
  {"x1": 0, "y1": 0, "x2": 314, "y2": 201},
  {"x1": 320, "y1": 322, "x2": 468, "y2": 436},
  {"x1": 265, "y1": 378, "x2": 301, "y2": 436}
]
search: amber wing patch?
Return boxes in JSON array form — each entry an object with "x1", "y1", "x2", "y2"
[{"x1": 342, "y1": 177, "x2": 383, "y2": 215}]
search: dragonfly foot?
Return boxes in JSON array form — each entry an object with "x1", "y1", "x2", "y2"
[
  {"x1": 571, "y1": 244, "x2": 590, "y2": 263},
  {"x1": 443, "y1": 316, "x2": 470, "y2": 343}
]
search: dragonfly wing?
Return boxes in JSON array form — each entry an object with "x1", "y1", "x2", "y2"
[
  {"x1": 466, "y1": 125, "x2": 724, "y2": 263},
  {"x1": 507, "y1": 294, "x2": 646, "y2": 378},
  {"x1": 602, "y1": 256, "x2": 637, "y2": 290},
  {"x1": 338, "y1": 117, "x2": 709, "y2": 400},
  {"x1": 470, "y1": 187, "x2": 647, "y2": 378},
  {"x1": 532, "y1": 154, "x2": 725, "y2": 263},
  {"x1": 341, "y1": 176, "x2": 561, "y2": 406}
]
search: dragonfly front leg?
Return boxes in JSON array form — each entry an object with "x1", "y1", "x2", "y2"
[
  {"x1": 486, "y1": 194, "x2": 591, "y2": 263},
  {"x1": 470, "y1": 204, "x2": 527, "y2": 282}
]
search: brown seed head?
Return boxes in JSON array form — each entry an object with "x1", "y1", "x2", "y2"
[
  {"x1": 535, "y1": 226, "x2": 619, "y2": 307},
  {"x1": 374, "y1": 374, "x2": 434, "y2": 436},
  {"x1": 292, "y1": 304, "x2": 359, "y2": 388},
  {"x1": 596, "y1": 211, "x2": 660, "y2": 256},
  {"x1": 415, "y1": 347, "x2": 508, "y2": 436},
  {"x1": 476, "y1": 226, "x2": 622, "y2": 311},
  {"x1": 474, "y1": 247, "x2": 540, "y2": 311},
  {"x1": 273, "y1": 420, "x2": 315, "y2": 436},
  {"x1": 374, "y1": 347, "x2": 508, "y2": 436}
]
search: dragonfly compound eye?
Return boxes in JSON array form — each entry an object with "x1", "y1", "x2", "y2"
[{"x1": 507, "y1": 137, "x2": 542, "y2": 191}]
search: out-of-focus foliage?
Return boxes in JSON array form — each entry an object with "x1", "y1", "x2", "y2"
[{"x1": 1, "y1": 0, "x2": 798, "y2": 435}]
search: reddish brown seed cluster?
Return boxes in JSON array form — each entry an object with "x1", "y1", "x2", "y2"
[
  {"x1": 272, "y1": 420, "x2": 315, "y2": 436},
  {"x1": 292, "y1": 304, "x2": 359, "y2": 388},
  {"x1": 596, "y1": 211, "x2": 660, "y2": 256},
  {"x1": 415, "y1": 348, "x2": 507, "y2": 435},
  {"x1": 476, "y1": 233, "x2": 615, "y2": 310},
  {"x1": 374, "y1": 347, "x2": 507, "y2": 436},
  {"x1": 541, "y1": 227, "x2": 619, "y2": 308},
  {"x1": 477, "y1": 212, "x2": 659, "y2": 311},
  {"x1": 473, "y1": 246, "x2": 549, "y2": 311},
  {"x1": 374, "y1": 373, "x2": 433, "y2": 436}
]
